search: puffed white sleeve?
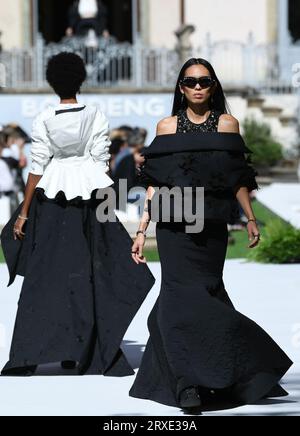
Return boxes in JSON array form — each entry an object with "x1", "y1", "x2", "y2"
[
  {"x1": 90, "y1": 110, "x2": 111, "y2": 173},
  {"x1": 30, "y1": 114, "x2": 53, "y2": 175}
]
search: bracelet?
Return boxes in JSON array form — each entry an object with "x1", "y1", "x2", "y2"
[
  {"x1": 247, "y1": 218, "x2": 257, "y2": 223},
  {"x1": 18, "y1": 215, "x2": 29, "y2": 221},
  {"x1": 136, "y1": 230, "x2": 147, "y2": 238}
]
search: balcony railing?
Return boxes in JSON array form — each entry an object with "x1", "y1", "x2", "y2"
[{"x1": 0, "y1": 32, "x2": 299, "y2": 93}]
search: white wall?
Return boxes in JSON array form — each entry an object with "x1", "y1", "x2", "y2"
[
  {"x1": 146, "y1": 0, "x2": 277, "y2": 48},
  {"x1": 0, "y1": 0, "x2": 25, "y2": 49},
  {"x1": 186, "y1": 0, "x2": 271, "y2": 46},
  {"x1": 0, "y1": 0, "x2": 278, "y2": 50},
  {"x1": 146, "y1": 0, "x2": 181, "y2": 48}
]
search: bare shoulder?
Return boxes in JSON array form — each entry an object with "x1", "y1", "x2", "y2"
[
  {"x1": 156, "y1": 116, "x2": 178, "y2": 135},
  {"x1": 218, "y1": 114, "x2": 240, "y2": 133}
]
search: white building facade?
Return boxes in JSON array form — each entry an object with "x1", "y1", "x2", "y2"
[{"x1": 0, "y1": 0, "x2": 299, "y2": 154}]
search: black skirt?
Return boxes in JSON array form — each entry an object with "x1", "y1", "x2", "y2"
[
  {"x1": 0, "y1": 188, "x2": 155, "y2": 376},
  {"x1": 129, "y1": 220, "x2": 293, "y2": 409}
]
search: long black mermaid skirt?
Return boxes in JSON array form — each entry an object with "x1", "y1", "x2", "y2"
[
  {"x1": 0, "y1": 188, "x2": 155, "y2": 376},
  {"x1": 129, "y1": 219, "x2": 293, "y2": 409}
]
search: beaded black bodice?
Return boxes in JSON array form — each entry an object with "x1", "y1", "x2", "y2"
[{"x1": 176, "y1": 108, "x2": 222, "y2": 133}]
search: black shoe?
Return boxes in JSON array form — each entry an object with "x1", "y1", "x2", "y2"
[
  {"x1": 61, "y1": 361, "x2": 77, "y2": 370},
  {"x1": 1, "y1": 365, "x2": 37, "y2": 377},
  {"x1": 179, "y1": 386, "x2": 202, "y2": 409}
]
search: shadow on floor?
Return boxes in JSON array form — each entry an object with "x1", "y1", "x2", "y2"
[{"x1": 23, "y1": 340, "x2": 145, "y2": 376}]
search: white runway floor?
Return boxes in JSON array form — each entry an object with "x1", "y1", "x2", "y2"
[{"x1": 0, "y1": 261, "x2": 299, "y2": 416}]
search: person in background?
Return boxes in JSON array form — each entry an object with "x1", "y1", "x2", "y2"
[
  {"x1": 128, "y1": 128, "x2": 147, "y2": 170},
  {"x1": 110, "y1": 127, "x2": 149, "y2": 211},
  {"x1": 0, "y1": 131, "x2": 18, "y2": 215},
  {"x1": 0, "y1": 159, "x2": 14, "y2": 194},
  {"x1": 118, "y1": 125, "x2": 134, "y2": 140},
  {"x1": 2, "y1": 124, "x2": 28, "y2": 196},
  {"x1": 66, "y1": 0, "x2": 110, "y2": 38},
  {"x1": 111, "y1": 127, "x2": 148, "y2": 190},
  {"x1": 109, "y1": 136, "x2": 128, "y2": 176},
  {"x1": 110, "y1": 135, "x2": 136, "y2": 210}
]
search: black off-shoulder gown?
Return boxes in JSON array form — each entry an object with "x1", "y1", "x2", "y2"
[
  {"x1": 0, "y1": 188, "x2": 155, "y2": 376},
  {"x1": 129, "y1": 109, "x2": 293, "y2": 409}
]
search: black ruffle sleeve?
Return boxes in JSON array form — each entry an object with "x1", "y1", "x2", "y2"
[
  {"x1": 135, "y1": 162, "x2": 158, "y2": 190},
  {"x1": 136, "y1": 132, "x2": 260, "y2": 224},
  {"x1": 220, "y1": 151, "x2": 259, "y2": 195}
]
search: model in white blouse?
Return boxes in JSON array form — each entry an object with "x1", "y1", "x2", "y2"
[
  {"x1": 30, "y1": 102, "x2": 114, "y2": 200},
  {"x1": 2, "y1": 52, "x2": 156, "y2": 379}
]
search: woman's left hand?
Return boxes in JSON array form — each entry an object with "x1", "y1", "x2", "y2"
[{"x1": 247, "y1": 221, "x2": 261, "y2": 248}]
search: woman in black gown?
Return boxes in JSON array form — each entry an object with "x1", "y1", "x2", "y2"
[{"x1": 130, "y1": 58, "x2": 293, "y2": 412}]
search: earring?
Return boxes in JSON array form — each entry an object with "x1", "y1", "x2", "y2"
[{"x1": 181, "y1": 94, "x2": 185, "y2": 104}]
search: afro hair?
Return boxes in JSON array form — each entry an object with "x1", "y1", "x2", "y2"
[{"x1": 46, "y1": 52, "x2": 87, "y2": 99}]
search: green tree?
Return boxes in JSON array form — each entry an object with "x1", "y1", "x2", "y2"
[{"x1": 242, "y1": 118, "x2": 283, "y2": 167}]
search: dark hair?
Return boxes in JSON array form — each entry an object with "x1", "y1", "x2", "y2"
[
  {"x1": 118, "y1": 125, "x2": 134, "y2": 135},
  {"x1": 2, "y1": 125, "x2": 30, "y2": 143},
  {"x1": 110, "y1": 138, "x2": 127, "y2": 155},
  {"x1": 0, "y1": 131, "x2": 7, "y2": 152},
  {"x1": 128, "y1": 128, "x2": 147, "y2": 148},
  {"x1": 46, "y1": 52, "x2": 87, "y2": 99},
  {"x1": 172, "y1": 58, "x2": 231, "y2": 116}
]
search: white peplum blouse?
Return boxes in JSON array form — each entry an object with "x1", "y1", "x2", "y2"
[{"x1": 30, "y1": 103, "x2": 114, "y2": 200}]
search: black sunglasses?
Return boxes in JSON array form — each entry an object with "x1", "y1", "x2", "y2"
[{"x1": 180, "y1": 76, "x2": 216, "y2": 89}]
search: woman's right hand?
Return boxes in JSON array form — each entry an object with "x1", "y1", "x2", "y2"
[
  {"x1": 13, "y1": 216, "x2": 27, "y2": 241},
  {"x1": 132, "y1": 234, "x2": 147, "y2": 264}
]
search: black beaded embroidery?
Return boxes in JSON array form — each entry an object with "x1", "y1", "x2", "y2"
[{"x1": 176, "y1": 108, "x2": 221, "y2": 133}]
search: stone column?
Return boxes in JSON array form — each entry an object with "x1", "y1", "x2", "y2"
[
  {"x1": 132, "y1": 0, "x2": 140, "y2": 43},
  {"x1": 277, "y1": 0, "x2": 291, "y2": 47},
  {"x1": 277, "y1": 0, "x2": 293, "y2": 82},
  {"x1": 267, "y1": 0, "x2": 278, "y2": 43},
  {"x1": 22, "y1": 0, "x2": 34, "y2": 47},
  {"x1": 138, "y1": 0, "x2": 150, "y2": 44}
]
